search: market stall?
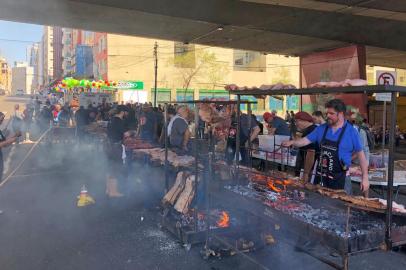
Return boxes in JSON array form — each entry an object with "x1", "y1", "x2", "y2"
[{"x1": 200, "y1": 85, "x2": 406, "y2": 270}]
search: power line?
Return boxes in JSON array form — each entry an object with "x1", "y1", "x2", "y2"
[{"x1": 0, "y1": 38, "x2": 40, "y2": 44}]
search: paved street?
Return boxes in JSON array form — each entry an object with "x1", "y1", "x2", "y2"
[
  {"x1": 0, "y1": 135, "x2": 405, "y2": 270},
  {"x1": 1, "y1": 95, "x2": 406, "y2": 269}
]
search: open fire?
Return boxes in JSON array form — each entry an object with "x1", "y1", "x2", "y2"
[{"x1": 217, "y1": 211, "x2": 230, "y2": 228}]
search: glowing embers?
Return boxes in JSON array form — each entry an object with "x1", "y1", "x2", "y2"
[{"x1": 217, "y1": 211, "x2": 230, "y2": 228}]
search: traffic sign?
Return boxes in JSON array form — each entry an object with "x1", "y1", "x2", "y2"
[
  {"x1": 376, "y1": 70, "x2": 396, "y2": 101},
  {"x1": 376, "y1": 71, "x2": 396, "y2": 86},
  {"x1": 375, "y1": 93, "x2": 392, "y2": 102}
]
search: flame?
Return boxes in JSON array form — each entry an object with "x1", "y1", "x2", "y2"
[
  {"x1": 267, "y1": 182, "x2": 282, "y2": 193},
  {"x1": 217, "y1": 211, "x2": 230, "y2": 228}
]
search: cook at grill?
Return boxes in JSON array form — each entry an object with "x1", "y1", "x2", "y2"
[{"x1": 282, "y1": 99, "x2": 369, "y2": 194}]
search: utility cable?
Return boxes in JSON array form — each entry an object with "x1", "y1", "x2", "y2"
[{"x1": 0, "y1": 126, "x2": 51, "y2": 188}]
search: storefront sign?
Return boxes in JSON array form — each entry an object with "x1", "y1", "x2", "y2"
[{"x1": 116, "y1": 81, "x2": 144, "y2": 90}]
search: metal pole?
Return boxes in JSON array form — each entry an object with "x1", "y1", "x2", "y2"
[
  {"x1": 194, "y1": 104, "x2": 199, "y2": 233},
  {"x1": 386, "y1": 91, "x2": 397, "y2": 249},
  {"x1": 382, "y1": 101, "x2": 386, "y2": 165},
  {"x1": 248, "y1": 102, "x2": 253, "y2": 179},
  {"x1": 153, "y1": 42, "x2": 158, "y2": 107},
  {"x1": 236, "y1": 95, "x2": 241, "y2": 184},
  {"x1": 300, "y1": 94, "x2": 303, "y2": 111},
  {"x1": 164, "y1": 104, "x2": 169, "y2": 192}
]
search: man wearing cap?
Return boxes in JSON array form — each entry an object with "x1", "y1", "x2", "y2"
[
  {"x1": 282, "y1": 99, "x2": 369, "y2": 194},
  {"x1": 263, "y1": 111, "x2": 290, "y2": 136},
  {"x1": 293, "y1": 112, "x2": 318, "y2": 177}
]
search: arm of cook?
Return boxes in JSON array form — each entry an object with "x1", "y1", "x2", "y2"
[{"x1": 281, "y1": 125, "x2": 322, "y2": 148}]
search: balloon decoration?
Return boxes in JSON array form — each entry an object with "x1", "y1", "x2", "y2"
[{"x1": 52, "y1": 77, "x2": 119, "y2": 93}]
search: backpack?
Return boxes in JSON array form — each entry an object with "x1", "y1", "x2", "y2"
[{"x1": 358, "y1": 126, "x2": 375, "y2": 150}]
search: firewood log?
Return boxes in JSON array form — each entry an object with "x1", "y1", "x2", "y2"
[{"x1": 174, "y1": 175, "x2": 196, "y2": 214}]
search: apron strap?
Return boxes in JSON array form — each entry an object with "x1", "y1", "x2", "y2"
[{"x1": 336, "y1": 123, "x2": 348, "y2": 145}]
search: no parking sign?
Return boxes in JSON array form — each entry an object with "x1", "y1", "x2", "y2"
[
  {"x1": 376, "y1": 70, "x2": 396, "y2": 101},
  {"x1": 377, "y1": 71, "x2": 396, "y2": 86}
]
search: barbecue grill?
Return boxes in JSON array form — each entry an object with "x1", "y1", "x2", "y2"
[{"x1": 203, "y1": 85, "x2": 406, "y2": 270}]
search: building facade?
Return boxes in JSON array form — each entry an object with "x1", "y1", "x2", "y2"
[
  {"x1": 74, "y1": 45, "x2": 93, "y2": 78},
  {"x1": 53, "y1": 26, "x2": 64, "y2": 80},
  {"x1": 62, "y1": 28, "x2": 73, "y2": 77},
  {"x1": 93, "y1": 32, "x2": 108, "y2": 80},
  {"x1": 39, "y1": 26, "x2": 54, "y2": 87},
  {"x1": 71, "y1": 29, "x2": 94, "y2": 77},
  {"x1": 11, "y1": 62, "x2": 34, "y2": 95},
  {"x1": 0, "y1": 57, "x2": 11, "y2": 92},
  {"x1": 26, "y1": 43, "x2": 39, "y2": 92},
  {"x1": 92, "y1": 34, "x2": 300, "y2": 111}
]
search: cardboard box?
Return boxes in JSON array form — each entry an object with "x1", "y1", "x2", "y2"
[{"x1": 258, "y1": 135, "x2": 290, "y2": 152}]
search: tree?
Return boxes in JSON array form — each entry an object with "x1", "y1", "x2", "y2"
[
  {"x1": 169, "y1": 48, "x2": 229, "y2": 98},
  {"x1": 271, "y1": 67, "x2": 293, "y2": 108},
  {"x1": 206, "y1": 59, "x2": 229, "y2": 91},
  {"x1": 271, "y1": 67, "x2": 292, "y2": 85}
]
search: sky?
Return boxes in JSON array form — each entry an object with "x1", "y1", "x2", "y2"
[{"x1": 0, "y1": 20, "x2": 43, "y2": 66}]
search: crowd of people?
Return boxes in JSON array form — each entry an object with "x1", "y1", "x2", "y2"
[{"x1": 2, "y1": 93, "x2": 406, "y2": 198}]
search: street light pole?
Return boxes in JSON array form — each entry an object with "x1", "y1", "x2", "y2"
[{"x1": 153, "y1": 42, "x2": 158, "y2": 107}]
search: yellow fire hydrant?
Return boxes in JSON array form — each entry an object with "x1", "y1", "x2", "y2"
[{"x1": 77, "y1": 185, "x2": 95, "y2": 207}]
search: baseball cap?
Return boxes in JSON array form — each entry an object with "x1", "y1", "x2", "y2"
[
  {"x1": 263, "y1": 112, "x2": 272, "y2": 122},
  {"x1": 295, "y1": 111, "x2": 313, "y2": 122}
]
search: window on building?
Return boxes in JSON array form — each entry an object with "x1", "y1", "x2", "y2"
[
  {"x1": 174, "y1": 42, "x2": 195, "y2": 68},
  {"x1": 233, "y1": 50, "x2": 266, "y2": 72},
  {"x1": 400, "y1": 76, "x2": 404, "y2": 83}
]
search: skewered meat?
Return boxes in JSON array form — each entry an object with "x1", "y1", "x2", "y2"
[
  {"x1": 309, "y1": 79, "x2": 367, "y2": 88},
  {"x1": 123, "y1": 137, "x2": 154, "y2": 150},
  {"x1": 224, "y1": 83, "x2": 296, "y2": 92},
  {"x1": 271, "y1": 83, "x2": 285, "y2": 90},
  {"x1": 343, "y1": 79, "x2": 368, "y2": 86},
  {"x1": 225, "y1": 84, "x2": 238, "y2": 91},
  {"x1": 134, "y1": 148, "x2": 195, "y2": 167},
  {"x1": 199, "y1": 103, "x2": 218, "y2": 123},
  {"x1": 259, "y1": 84, "x2": 274, "y2": 90},
  {"x1": 376, "y1": 199, "x2": 406, "y2": 213}
]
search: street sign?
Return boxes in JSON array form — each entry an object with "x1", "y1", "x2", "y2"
[
  {"x1": 376, "y1": 71, "x2": 396, "y2": 86},
  {"x1": 376, "y1": 70, "x2": 396, "y2": 101},
  {"x1": 376, "y1": 93, "x2": 392, "y2": 102}
]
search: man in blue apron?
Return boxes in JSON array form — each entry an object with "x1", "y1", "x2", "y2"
[{"x1": 282, "y1": 99, "x2": 369, "y2": 194}]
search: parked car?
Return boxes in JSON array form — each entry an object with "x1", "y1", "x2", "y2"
[{"x1": 16, "y1": 89, "x2": 25, "y2": 96}]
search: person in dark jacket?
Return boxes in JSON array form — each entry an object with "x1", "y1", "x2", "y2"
[{"x1": 105, "y1": 105, "x2": 129, "y2": 197}]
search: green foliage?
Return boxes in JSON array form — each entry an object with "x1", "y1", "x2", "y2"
[
  {"x1": 169, "y1": 49, "x2": 229, "y2": 97},
  {"x1": 271, "y1": 67, "x2": 292, "y2": 84}
]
